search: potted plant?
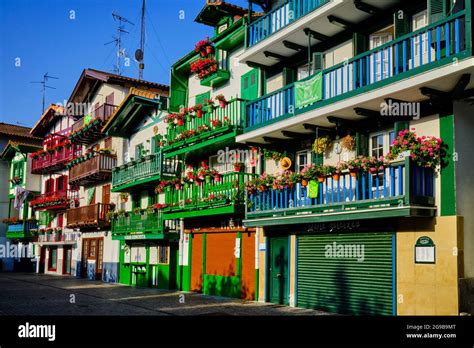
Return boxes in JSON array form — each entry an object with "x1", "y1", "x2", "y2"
[
  {"x1": 314, "y1": 136, "x2": 332, "y2": 155},
  {"x1": 341, "y1": 134, "x2": 356, "y2": 151},
  {"x1": 215, "y1": 94, "x2": 227, "y2": 108},
  {"x1": 346, "y1": 156, "x2": 365, "y2": 177},
  {"x1": 363, "y1": 156, "x2": 386, "y2": 174},
  {"x1": 206, "y1": 99, "x2": 215, "y2": 113},
  {"x1": 194, "y1": 104, "x2": 204, "y2": 118},
  {"x1": 119, "y1": 193, "x2": 129, "y2": 203},
  {"x1": 233, "y1": 162, "x2": 243, "y2": 172}
]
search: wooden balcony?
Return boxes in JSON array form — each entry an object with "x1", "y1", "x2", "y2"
[
  {"x1": 163, "y1": 98, "x2": 245, "y2": 157},
  {"x1": 246, "y1": 12, "x2": 470, "y2": 130},
  {"x1": 112, "y1": 153, "x2": 179, "y2": 192},
  {"x1": 6, "y1": 221, "x2": 38, "y2": 240},
  {"x1": 245, "y1": 159, "x2": 436, "y2": 227},
  {"x1": 66, "y1": 203, "x2": 112, "y2": 230},
  {"x1": 164, "y1": 172, "x2": 257, "y2": 219},
  {"x1": 30, "y1": 189, "x2": 78, "y2": 211},
  {"x1": 111, "y1": 210, "x2": 178, "y2": 240},
  {"x1": 69, "y1": 103, "x2": 117, "y2": 145},
  {"x1": 69, "y1": 153, "x2": 117, "y2": 186},
  {"x1": 31, "y1": 146, "x2": 74, "y2": 174},
  {"x1": 33, "y1": 232, "x2": 78, "y2": 244}
]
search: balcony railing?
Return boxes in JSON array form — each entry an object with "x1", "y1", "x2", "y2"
[
  {"x1": 165, "y1": 98, "x2": 245, "y2": 152},
  {"x1": 66, "y1": 203, "x2": 111, "y2": 229},
  {"x1": 247, "y1": 159, "x2": 435, "y2": 221},
  {"x1": 111, "y1": 210, "x2": 177, "y2": 238},
  {"x1": 248, "y1": 0, "x2": 330, "y2": 48},
  {"x1": 34, "y1": 232, "x2": 78, "y2": 243},
  {"x1": 31, "y1": 146, "x2": 74, "y2": 174},
  {"x1": 69, "y1": 153, "x2": 117, "y2": 186},
  {"x1": 30, "y1": 189, "x2": 78, "y2": 211},
  {"x1": 164, "y1": 172, "x2": 257, "y2": 214},
  {"x1": 112, "y1": 153, "x2": 179, "y2": 191},
  {"x1": 247, "y1": 12, "x2": 470, "y2": 129},
  {"x1": 6, "y1": 221, "x2": 38, "y2": 239},
  {"x1": 70, "y1": 103, "x2": 117, "y2": 145}
]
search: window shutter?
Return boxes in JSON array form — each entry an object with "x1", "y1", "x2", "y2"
[
  {"x1": 394, "y1": 10, "x2": 410, "y2": 38},
  {"x1": 283, "y1": 68, "x2": 296, "y2": 86},
  {"x1": 428, "y1": 0, "x2": 447, "y2": 24},
  {"x1": 312, "y1": 53, "x2": 324, "y2": 74},
  {"x1": 55, "y1": 177, "x2": 60, "y2": 192},
  {"x1": 356, "y1": 132, "x2": 369, "y2": 156},
  {"x1": 353, "y1": 32, "x2": 369, "y2": 55},
  {"x1": 394, "y1": 122, "x2": 410, "y2": 135}
]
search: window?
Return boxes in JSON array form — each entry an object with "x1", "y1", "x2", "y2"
[
  {"x1": 158, "y1": 244, "x2": 169, "y2": 264},
  {"x1": 89, "y1": 239, "x2": 97, "y2": 258},
  {"x1": 135, "y1": 143, "x2": 144, "y2": 159},
  {"x1": 48, "y1": 247, "x2": 57, "y2": 270},
  {"x1": 296, "y1": 150, "x2": 311, "y2": 172},
  {"x1": 218, "y1": 23, "x2": 228, "y2": 34},
  {"x1": 370, "y1": 28, "x2": 393, "y2": 82},
  {"x1": 413, "y1": 10, "x2": 428, "y2": 55},
  {"x1": 369, "y1": 130, "x2": 396, "y2": 193},
  {"x1": 297, "y1": 64, "x2": 310, "y2": 81}
]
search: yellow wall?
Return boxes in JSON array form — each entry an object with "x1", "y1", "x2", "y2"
[{"x1": 397, "y1": 216, "x2": 461, "y2": 315}]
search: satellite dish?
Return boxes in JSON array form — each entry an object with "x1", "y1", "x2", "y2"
[{"x1": 135, "y1": 49, "x2": 144, "y2": 62}]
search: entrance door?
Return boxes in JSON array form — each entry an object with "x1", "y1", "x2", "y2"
[
  {"x1": 97, "y1": 239, "x2": 104, "y2": 279},
  {"x1": 39, "y1": 247, "x2": 46, "y2": 273},
  {"x1": 268, "y1": 237, "x2": 289, "y2": 305},
  {"x1": 81, "y1": 239, "x2": 89, "y2": 277},
  {"x1": 63, "y1": 246, "x2": 72, "y2": 275}
]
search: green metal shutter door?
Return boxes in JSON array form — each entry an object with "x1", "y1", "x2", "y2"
[{"x1": 297, "y1": 233, "x2": 394, "y2": 315}]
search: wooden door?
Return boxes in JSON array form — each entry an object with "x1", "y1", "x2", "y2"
[
  {"x1": 97, "y1": 239, "x2": 104, "y2": 279},
  {"x1": 81, "y1": 239, "x2": 89, "y2": 277}
]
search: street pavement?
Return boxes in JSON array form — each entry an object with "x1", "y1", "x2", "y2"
[{"x1": 0, "y1": 272, "x2": 330, "y2": 316}]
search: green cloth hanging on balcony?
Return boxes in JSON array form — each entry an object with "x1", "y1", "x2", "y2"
[
  {"x1": 308, "y1": 180, "x2": 319, "y2": 199},
  {"x1": 295, "y1": 72, "x2": 323, "y2": 109},
  {"x1": 87, "y1": 187, "x2": 96, "y2": 205}
]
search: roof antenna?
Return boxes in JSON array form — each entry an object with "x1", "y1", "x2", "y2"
[
  {"x1": 105, "y1": 11, "x2": 134, "y2": 75},
  {"x1": 30, "y1": 73, "x2": 59, "y2": 113},
  {"x1": 135, "y1": 0, "x2": 146, "y2": 80}
]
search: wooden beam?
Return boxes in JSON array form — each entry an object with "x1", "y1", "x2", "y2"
[
  {"x1": 327, "y1": 116, "x2": 358, "y2": 127},
  {"x1": 245, "y1": 61, "x2": 270, "y2": 69},
  {"x1": 303, "y1": 28, "x2": 329, "y2": 41},
  {"x1": 327, "y1": 15, "x2": 353, "y2": 29},
  {"x1": 354, "y1": 0, "x2": 380, "y2": 14},
  {"x1": 283, "y1": 40, "x2": 306, "y2": 51},
  {"x1": 303, "y1": 123, "x2": 333, "y2": 132},
  {"x1": 281, "y1": 130, "x2": 312, "y2": 138},
  {"x1": 264, "y1": 51, "x2": 286, "y2": 61},
  {"x1": 420, "y1": 87, "x2": 449, "y2": 98},
  {"x1": 354, "y1": 107, "x2": 380, "y2": 118},
  {"x1": 263, "y1": 136, "x2": 283, "y2": 143}
]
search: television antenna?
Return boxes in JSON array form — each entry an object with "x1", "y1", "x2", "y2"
[
  {"x1": 105, "y1": 11, "x2": 134, "y2": 75},
  {"x1": 135, "y1": 0, "x2": 146, "y2": 80},
  {"x1": 30, "y1": 73, "x2": 59, "y2": 113}
]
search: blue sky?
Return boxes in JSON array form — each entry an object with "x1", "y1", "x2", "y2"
[{"x1": 0, "y1": 0, "x2": 251, "y2": 127}]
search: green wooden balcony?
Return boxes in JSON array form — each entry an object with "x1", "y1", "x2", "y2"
[
  {"x1": 163, "y1": 172, "x2": 257, "y2": 219},
  {"x1": 6, "y1": 221, "x2": 38, "y2": 240},
  {"x1": 112, "y1": 153, "x2": 179, "y2": 192},
  {"x1": 163, "y1": 98, "x2": 245, "y2": 157},
  {"x1": 111, "y1": 210, "x2": 177, "y2": 240}
]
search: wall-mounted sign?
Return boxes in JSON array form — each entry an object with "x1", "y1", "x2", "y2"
[
  {"x1": 234, "y1": 238, "x2": 241, "y2": 258},
  {"x1": 415, "y1": 236, "x2": 435, "y2": 264}
]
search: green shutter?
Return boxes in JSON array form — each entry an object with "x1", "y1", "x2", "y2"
[
  {"x1": 428, "y1": 0, "x2": 447, "y2": 24},
  {"x1": 394, "y1": 121, "x2": 409, "y2": 135},
  {"x1": 353, "y1": 32, "x2": 369, "y2": 56},
  {"x1": 312, "y1": 151, "x2": 323, "y2": 166},
  {"x1": 394, "y1": 10, "x2": 410, "y2": 38},
  {"x1": 169, "y1": 73, "x2": 188, "y2": 112},
  {"x1": 312, "y1": 52, "x2": 324, "y2": 73},
  {"x1": 356, "y1": 131, "x2": 369, "y2": 156},
  {"x1": 195, "y1": 91, "x2": 211, "y2": 106},
  {"x1": 297, "y1": 233, "x2": 394, "y2": 315},
  {"x1": 241, "y1": 69, "x2": 259, "y2": 101},
  {"x1": 282, "y1": 67, "x2": 296, "y2": 86}
]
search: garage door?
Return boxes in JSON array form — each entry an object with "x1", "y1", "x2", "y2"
[{"x1": 297, "y1": 232, "x2": 394, "y2": 315}]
